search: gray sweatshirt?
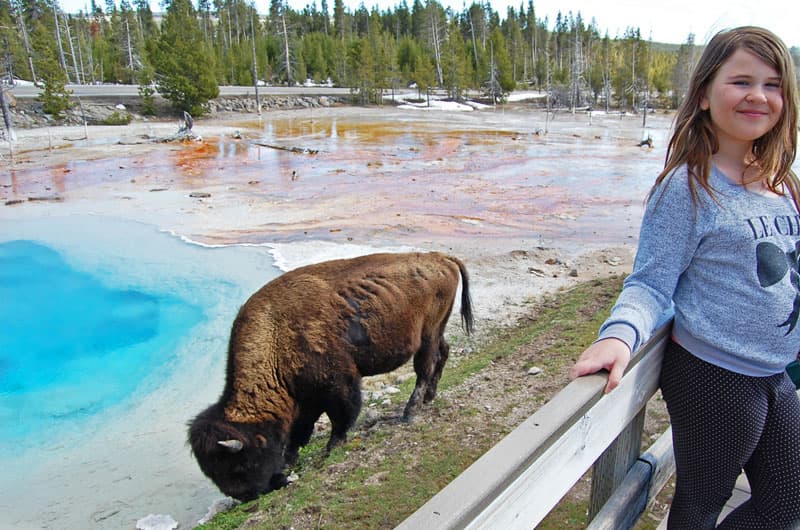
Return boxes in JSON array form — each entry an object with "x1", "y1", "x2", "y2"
[{"x1": 599, "y1": 164, "x2": 800, "y2": 376}]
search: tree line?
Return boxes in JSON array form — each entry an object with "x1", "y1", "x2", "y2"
[{"x1": 2, "y1": 0, "x2": 798, "y2": 118}]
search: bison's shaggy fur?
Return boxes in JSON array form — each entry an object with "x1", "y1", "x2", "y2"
[{"x1": 188, "y1": 252, "x2": 473, "y2": 501}]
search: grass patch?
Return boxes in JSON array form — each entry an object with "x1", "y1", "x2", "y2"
[{"x1": 196, "y1": 275, "x2": 638, "y2": 529}]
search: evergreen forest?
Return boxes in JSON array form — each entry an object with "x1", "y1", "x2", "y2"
[{"x1": 2, "y1": 0, "x2": 798, "y2": 116}]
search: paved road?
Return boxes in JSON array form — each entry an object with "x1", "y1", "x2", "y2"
[{"x1": 8, "y1": 84, "x2": 353, "y2": 99}]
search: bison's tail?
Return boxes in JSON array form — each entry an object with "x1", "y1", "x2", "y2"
[{"x1": 451, "y1": 256, "x2": 474, "y2": 335}]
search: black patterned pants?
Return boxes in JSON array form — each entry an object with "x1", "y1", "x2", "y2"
[{"x1": 660, "y1": 340, "x2": 800, "y2": 529}]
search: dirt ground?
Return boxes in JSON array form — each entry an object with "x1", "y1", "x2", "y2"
[{"x1": 1, "y1": 102, "x2": 673, "y2": 529}]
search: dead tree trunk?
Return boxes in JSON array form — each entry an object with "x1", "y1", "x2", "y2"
[
  {"x1": 15, "y1": 8, "x2": 36, "y2": 83},
  {"x1": 52, "y1": 4, "x2": 72, "y2": 83},
  {"x1": 281, "y1": 11, "x2": 292, "y2": 85},
  {"x1": 63, "y1": 14, "x2": 82, "y2": 84},
  {"x1": 1, "y1": 83, "x2": 15, "y2": 158},
  {"x1": 468, "y1": 14, "x2": 478, "y2": 72},
  {"x1": 250, "y1": 13, "x2": 261, "y2": 116},
  {"x1": 125, "y1": 17, "x2": 135, "y2": 73},
  {"x1": 430, "y1": 11, "x2": 443, "y2": 87}
]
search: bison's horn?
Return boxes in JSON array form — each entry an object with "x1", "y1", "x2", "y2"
[{"x1": 218, "y1": 439, "x2": 244, "y2": 453}]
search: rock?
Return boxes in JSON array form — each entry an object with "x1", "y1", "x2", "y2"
[
  {"x1": 363, "y1": 408, "x2": 380, "y2": 424},
  {"x1": 528, "y1": 267, "x2": 545, "y2": 277},
  {"x1": 197, "y1": 498, "x2": 239, "y2": 525},
  {"x1": 135, "y1": 514, "x2": 178, "y2": 530},
  {"x1": 527, "y1": 366, "x2": 543, "y2": 376},
  {"x1": 394, "y1": 372, "x2": 415, "y2": 384}
]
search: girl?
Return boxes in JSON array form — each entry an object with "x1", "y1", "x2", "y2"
[{"x1": 570, "y1": 27, "x2": 800, "y2": 529}]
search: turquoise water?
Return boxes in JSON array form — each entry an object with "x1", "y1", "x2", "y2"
[{"x1": 0, "y1": 239, "x2": 205, "y2": 442}]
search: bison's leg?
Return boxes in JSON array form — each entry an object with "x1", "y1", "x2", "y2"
[
  {"x1": 404, "y1": 336, "x2": 438, "y2": 421},
  {"x1": 324, "y1": 376, "x2": 363, "y2": 453},
  {"x1": 286, "y1": 408, "x2": 322, "y2": 465},
  {"x1": 424, "y1": 338, "x2": 450, "y2": 403}
]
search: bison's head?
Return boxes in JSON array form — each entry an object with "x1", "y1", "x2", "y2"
[{"x1": 188, "y1": 405, "x2": 288, "y2": 501}]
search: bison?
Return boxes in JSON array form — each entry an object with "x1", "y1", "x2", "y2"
[{"x1": 188, "y1": 251, "x2": 473, "y2": 501}]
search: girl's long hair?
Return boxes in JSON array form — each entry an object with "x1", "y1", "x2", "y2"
[{"x1": 654, "y1": 26, "x2": 800, "y2": 209}]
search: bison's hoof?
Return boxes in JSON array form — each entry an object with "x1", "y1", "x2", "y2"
[{"x1": 325, "y1": 434, "x2": 347, "y2": 454}]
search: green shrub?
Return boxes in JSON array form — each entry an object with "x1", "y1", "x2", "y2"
[
  {"x1": 38, "y1": 79, "x2": 72, "y2": 119},
  {"x1": 138, "y1": 67, "x2": 158, "y2": 116},
  {"x1": 100, "y1": 111, "x2": 133, "y2": 125}
]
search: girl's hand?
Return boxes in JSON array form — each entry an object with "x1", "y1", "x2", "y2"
[{"x1": 569, "y1": 338, "x2": 632, "y2": 394}]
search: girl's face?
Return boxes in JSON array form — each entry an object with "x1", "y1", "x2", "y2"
[{"x1": 700, "y1": 48, "x2": 783, "y2": 153}]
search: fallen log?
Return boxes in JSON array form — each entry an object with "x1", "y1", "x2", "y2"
[
  {"x1": 72, "y1": 112, "x2": 203, "y2": 146},
  {"x1": 157, "y1": 130, "x2": 202, "y2": 143},
  {"x1": 27, "y1": 195, "x2": 64, "y2": 202},
  {"x1": 252, "y1": 141, "x2": 318, "y2": 155}
]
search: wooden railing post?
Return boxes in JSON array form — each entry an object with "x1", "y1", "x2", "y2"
[{"x1": 588, "y1": 407, "x2": 646, "y2": 520}]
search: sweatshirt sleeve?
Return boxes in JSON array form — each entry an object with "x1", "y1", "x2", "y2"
[{"x1": 597, "y1": 170, "x2": 707, "y2": 351}]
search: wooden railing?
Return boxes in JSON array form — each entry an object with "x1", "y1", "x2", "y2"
[{"x1": 397, "y1": 321, "x2": 675, "y2": 530}]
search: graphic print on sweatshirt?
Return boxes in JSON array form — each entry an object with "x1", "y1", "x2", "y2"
[{"x1": 756, "y1": 239, "x2": 800, "y2": 334}]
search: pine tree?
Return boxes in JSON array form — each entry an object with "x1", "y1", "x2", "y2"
[
  {"x1": 112, "y1": 0, "x2": 144, "y2": 83},
  {"x1": 441, "y1": 18, "x2": 469, "y2": 100},
  {"x1": 300, "y1": 32, "x2": 330, "y2": 82},
  {"x1": 146, "y1": 0, "x2": 218, "y2": 115},
  {"x1": 671, "y1": 32, "x2": 695, "y2": 108},
  {"x1": 332, "y1": 0, "x2": 345, "y2": 40},
  {"x1": 368, "y1": 10, "x2": 394, "y2": 99},
  {"x1": 410, "y1": 47, "x2": 435, "y2": 100},
  {"x1": 484, "y1": 26, "x2": 513, "y2": 99},
  {"x1": 31, "y1": 16, "x2": 71, "y2": 118},
  {"x1": 88, "y1": 4, "x2": 117, "y2": 83},
  {"x1": 137, "y1": 64, "x2": 156, "y2": 115},
  {"x1": 0, "y1": 0, "x2": 29, "y2": 81},
  {"x1": 346, "y1": 35, "x2": 375, "y2": 104}
]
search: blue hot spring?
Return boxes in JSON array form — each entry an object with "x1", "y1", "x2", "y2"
[{"x1": 0, "y1": 239, "x2": 205, "y2": 443}]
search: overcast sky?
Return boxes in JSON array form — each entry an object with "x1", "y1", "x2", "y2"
[{"x1": 59, "y1": 0, "x2": 799, "y2": 47}]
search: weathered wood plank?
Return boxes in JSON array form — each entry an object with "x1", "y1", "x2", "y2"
[
  {"x1": 587, "y1": 426, "x2": 675, "y2": 530},
  {"x1": 588, "y1": 408, "x2": 646, "y2": 519}
]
